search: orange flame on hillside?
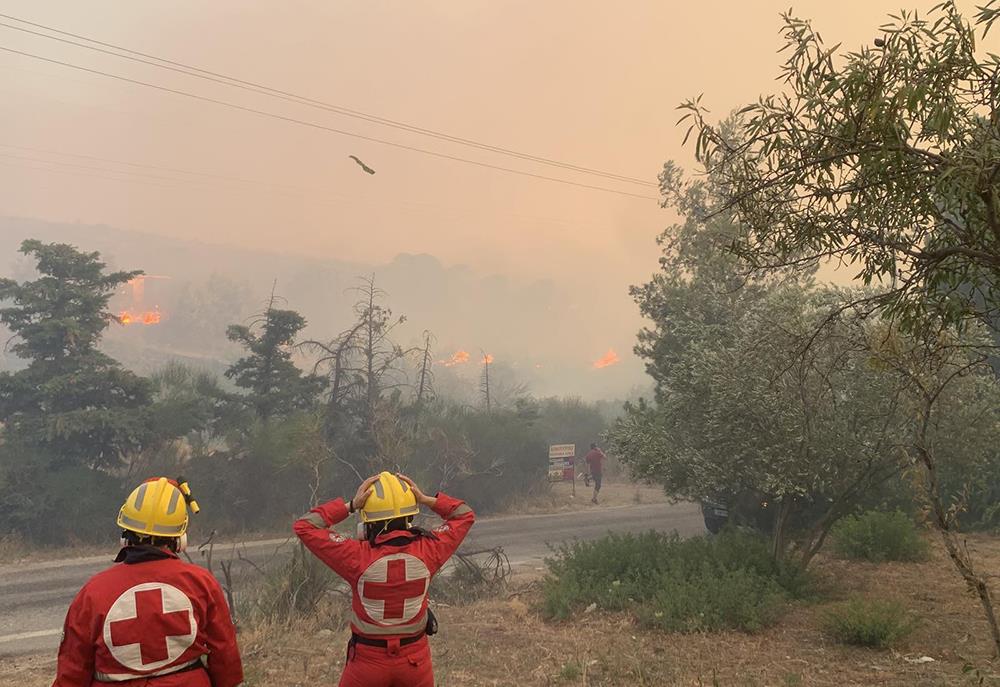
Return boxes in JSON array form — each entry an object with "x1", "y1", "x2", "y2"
[
  {"x1": 593, "y1": 348, "x2": 620, "y2": 369},
  {"x1": 438, "y1": 350, "x2": 470, "y2": 367},
  {"x1": 118, "y1": 275, "x2": 169, "y2": 326},
  {"x1": 119, "y1": 308, "x2": 163, "y2": 325},
  {"x1": 482, "y1": 354, "x2": 494, "y2": 364}
]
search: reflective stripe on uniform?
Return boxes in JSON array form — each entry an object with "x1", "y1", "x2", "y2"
[
  {"x1": 351, "y1": 611, "x2": 426, "y2": 637},
  {"x1": 94, "y1": 658, "x2": 203, "y2": 682},
  {"x1": 450, "y1": 504, "x2": 472, "y2": 516},
  {"x1": 299, "y1": 512, "x2": 327, "y2": 528}
]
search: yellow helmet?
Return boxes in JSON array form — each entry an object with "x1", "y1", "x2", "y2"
[
  {"x1": 360, "y1": 471, "x2": 419, "y2": 523},
  {"x1": 117, "y1": 477, "x2": 194, "y2": 537}
]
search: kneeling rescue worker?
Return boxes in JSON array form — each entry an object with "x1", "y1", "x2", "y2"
[
  {"x1": 294, "y1": 471, "x2": 475, "y2": 687},
  {"x1": 53, "y1": 477, "x2": 244, "y2": 687}
]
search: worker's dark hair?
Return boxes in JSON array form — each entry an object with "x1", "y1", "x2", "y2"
[
  {"x1": 365, "y1": 516, "x2": 413, "y2": 546},
  {"x1": 590, "y1": 442, "x2": 598, "y2": 449},
  {"x1": 122, "y1": 529, "x2": 180, "y2": 553},
  {"x1": 365, "y1": 516, "x2": 439, "y2": 547}
]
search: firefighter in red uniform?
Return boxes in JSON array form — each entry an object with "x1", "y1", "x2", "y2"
[
  {"x1": 294, "y1": 471, "x2": 475, "y2": 687},
  {"x1": 53, "y1": 477, "x2": 244, "y2": 687}
]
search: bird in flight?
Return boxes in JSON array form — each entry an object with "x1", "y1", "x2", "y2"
[{"x1": 348, "y1": 155, "x2": 376, "y2": 175}]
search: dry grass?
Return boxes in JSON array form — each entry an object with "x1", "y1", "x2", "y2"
[{"x1": 6, "y1": 535, "x2": 1000, "y2": 687}]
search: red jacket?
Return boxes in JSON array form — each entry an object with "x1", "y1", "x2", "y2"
[
  {"x1": 294, "y1": 493, "x2": 474, "y2": 640},
  {"x1": 53, "y1": 547, "x2": 243, "y2": 687}
]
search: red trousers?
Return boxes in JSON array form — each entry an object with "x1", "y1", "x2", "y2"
[{"x1": 338, "y1": 638, "x2": 434, "y2": 687}]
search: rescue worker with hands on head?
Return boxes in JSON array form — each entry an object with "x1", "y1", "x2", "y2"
[
  {"x1": 53, "y1": 477, "x2": 243, "y2": 687},
  {"x1": 294, "y1": 471, "x2": 475, "y2": 687}
]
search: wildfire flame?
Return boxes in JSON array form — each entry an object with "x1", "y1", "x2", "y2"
[
  {"x1": 438, "y1": 350, "x2": 470, "y2": 367},
  {"x1": 482, "y1": 354, "x2": 494, "y2": 365},
  {"x1": 119, "y1": 308, "x2": 162, "y2": 325},
  {"x1": 593, "y1": 348, "x2": 620, "y2": 369},
  {"x1": 118, "y1": 275, "x2": 169, "y2": 326}
]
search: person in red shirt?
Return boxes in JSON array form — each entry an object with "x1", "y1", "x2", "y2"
[
  {"x1": 53, "y1": 477, "x2": 243, "y2": 687},
  {"x1": 294, "y1": 471, "x2": 474, "y2": 687},
  {"x1": 584, "y1": 443, "x2": 607, "y2": 504}
]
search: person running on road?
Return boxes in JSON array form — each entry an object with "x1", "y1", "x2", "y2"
[
  {"x1": 53, "y1": 477, "x2": 243, "y2": 687},
  {"x1": 294, "y1": 471, "x2": 474, "y2": 687},
  {"x1": 583, "y1": 443, "x2": 607, "y2": 504}
]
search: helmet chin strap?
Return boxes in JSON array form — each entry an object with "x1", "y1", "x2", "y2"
[
  {"x1": 358, "y1": 518, "x2": 396, "y2": 541},
  {"x1": 177, "y1": 533, "x2": 188, "y2": 553}
]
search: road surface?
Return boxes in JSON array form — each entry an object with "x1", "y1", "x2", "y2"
[{"x1": 0, "y1": 500, "x2": 704, "y2": 658}]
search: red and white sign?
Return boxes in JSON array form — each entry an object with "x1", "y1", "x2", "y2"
[
  {"x1": 548, "y1": 444, "x2": 576, "y2": 482},
  {"x1": 359, "y1": 553, "x2": 430, "y2": 625},
  {"x1": 102, "y1": 583, "x2": 197, "y2": 672}
]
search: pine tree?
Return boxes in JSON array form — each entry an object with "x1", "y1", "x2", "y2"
[
  {"x1": 225, "y1": 296, "x2": 324, "y2": 422},
  {"x1": 0, "y1": 240, "x2": 153, "y2": 469}
]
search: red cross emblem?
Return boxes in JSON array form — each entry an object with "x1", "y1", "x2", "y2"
[
  {"x1": 102, "y1": 583, "x2": 197, "y2": 671},
  {"x1": 359, "y1": 554, "x2": 430, "y2": 625}
]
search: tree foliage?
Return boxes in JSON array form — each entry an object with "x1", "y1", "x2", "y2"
[
  {"x1": 225, "y1": 298, "x2": 324, "y2": 422},
  {"x1": 0, "y1": 240, "x2": 153, "y2": 468},
  {"x1": 679, "y1": 1, "x2": 1000, "y2": 331}
]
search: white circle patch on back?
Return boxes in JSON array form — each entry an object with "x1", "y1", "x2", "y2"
[
  {"x1": 102, "y1": 582, "x2": 198, "y2": 672},
  {"x1": 358, "y1": 553, "x2": 430, "y2": 625}
]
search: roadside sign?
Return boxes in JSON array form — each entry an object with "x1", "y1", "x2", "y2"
[{"x1": 548, "y1": 444, "x2": 576, "y2": 493}]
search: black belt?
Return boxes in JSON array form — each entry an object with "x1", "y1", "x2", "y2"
[
  {"x1": 94, "y1": 659, "x2": 205, "y2": 682},
  {"x1": 351, "y1": 632, "x2": 425, "y2": 648}
]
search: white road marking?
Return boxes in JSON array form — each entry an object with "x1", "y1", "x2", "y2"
[{"x1": 0, "y1": 629, "x2": 60, "y2": 644}]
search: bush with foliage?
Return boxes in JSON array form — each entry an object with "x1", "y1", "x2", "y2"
[
  {"x1": 830, "y1": 511, "x2": 929, "y2": 563},
  {"x1": 541, "y1": 530, "x2": 811, "y2": 632},
  {"x1": 822, "y1": 598, "x2": 916, "y2": 649}
]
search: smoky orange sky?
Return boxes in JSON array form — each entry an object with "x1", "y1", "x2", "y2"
[{"x1": 0, "y1": 1, "x2": 991, "y2": 396}]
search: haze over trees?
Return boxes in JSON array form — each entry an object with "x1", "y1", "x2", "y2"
[
  {"x1": 0, "y1": 238, "x2": 617, "y2": 544},
  {"x1": 0, "y1": 217, "x2": 647, "y2": 401}
]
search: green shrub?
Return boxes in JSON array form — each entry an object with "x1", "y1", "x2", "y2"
[
  {"x1": 558, "y1": 662, "x2": 582, "y2": 680},
  {"x1": 641, "y1": 567, "x2": 787, "y2": 632},
  {"x1": 541, "y1": 529, "x2": 810, "y2": 632},
  {"x1": 822, "y1": 598, "x2": 916, "y2": 648},
  {"x1": 830, "y1": 510, "x2": 929, "y2": 563}
]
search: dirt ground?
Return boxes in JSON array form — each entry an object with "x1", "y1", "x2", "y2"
[{"x1": 6, "y1": 532, "x2": 999, "y2": 687}]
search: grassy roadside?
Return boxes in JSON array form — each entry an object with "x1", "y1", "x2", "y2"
[{"x1": 6, "y1": 534, "x2": 999, "y2": 687}]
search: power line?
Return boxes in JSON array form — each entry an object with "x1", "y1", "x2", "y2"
[
  {"x1": 0, "y1": 143, "x2": 622, "y2": 229},
  {"x1": 0, "y1": 44, "x2": 658, "y2": 201},
  {"x1": 0, "y1": 12, "x2": 657, "y2": 189}
]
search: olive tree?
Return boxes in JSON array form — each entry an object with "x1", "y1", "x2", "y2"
[
  {"x1": 679, "y1": 1, "x2": 1000, "y2": 331},
  {"x1": 674, "y1": 0, "x2": 1000, "y2": 653},
  {"x1": 871, "y1": 324, "x2": 1000, "y2": 654},
  {"x1": 612, "y1": 282, "x2": 910, "y2": 569}
]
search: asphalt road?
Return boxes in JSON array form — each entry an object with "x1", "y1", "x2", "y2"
[{"x1": 0, "y1": 500, "x2": 704, "y2": 658}]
